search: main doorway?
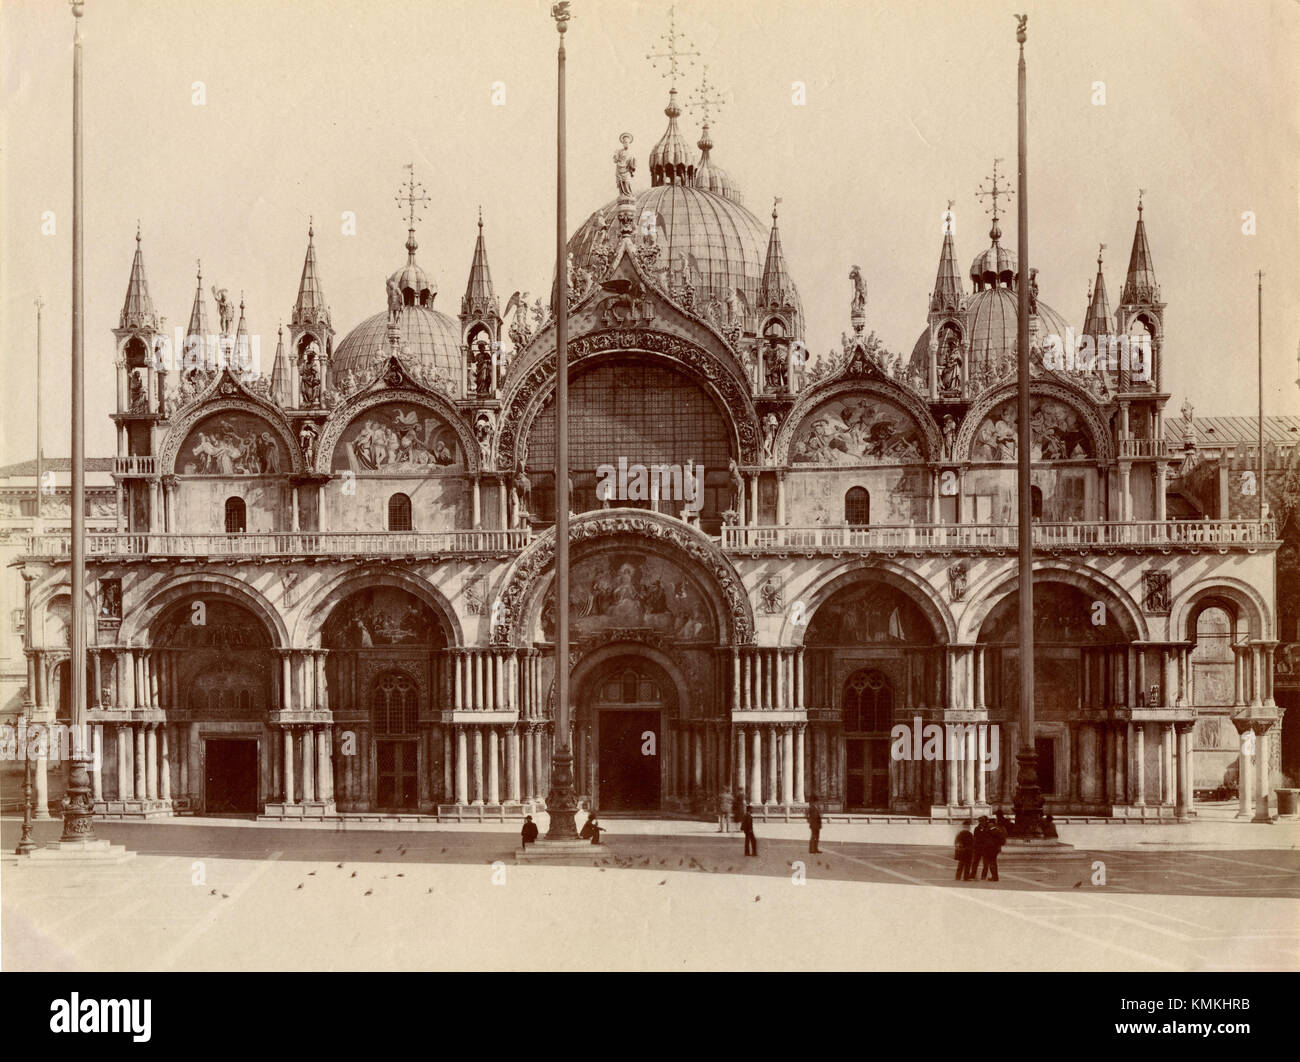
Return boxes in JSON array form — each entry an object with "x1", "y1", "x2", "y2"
[
  {"x1": 375, "y1": 740, "x2": 418, "y2": 810},
  {"x1": 584, "y1": 660, "x2": 669, "y2": 813},
  {"x1": 843, "y1": 668, "x2": 892, "y2": 810},
  {"x1": 205, "y1": 739, "x2": 259, "y2": 813}
]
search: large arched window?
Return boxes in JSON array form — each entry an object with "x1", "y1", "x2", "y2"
[
  {"x1": 1190, "y1": 605, "x2": 1234, "y2": 706},
  {"x1": 372, "y1": 671, "x2": 418, "y2": 734},
  {"x1": 387, "y1": 493, "x2": 412, "y2": 531},
  {"x1": 224, "y1": 497, "x2": 246, "y2": 533},
  {"x1": 845, "y1": 487, "x2": 870, "y2": 526}
]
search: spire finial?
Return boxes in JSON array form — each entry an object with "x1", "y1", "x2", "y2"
[
  {"x1": 1137, "y1": 188, "x2": 1146, "y2": 215},
  {"x1": 1097, "y1": 242, "x2": 1107, "y2": 267},
  {"x1": 196, "y1": 258, "x2": 202, "y2": 280},
  {"x1": 646, "y1": 5, "x2": 699, "y2": 91},
  {"x1": 135, "y1": 220, "x2": 141, "y2": 244},
  {"x1": 396, "y1": 163, "x2": 431, "y2": 245},
  {"x1": 975, "y1": 158, "x2": 1013, "y2": 242},
  {"x1": 945, "y1": 199, "x2": 955, "y2": 235},
  {"x1": 772, "y1": 196, "x2": 782, "y2": 222},
  {"x1": 477, "y1": 205, "x2": 483, "y2": 230},
  {"x1": 690, "y1": 63, "x2": 726, "y2": 130},
  {"x1": 308, "y1": 215, "x2": 314, "y2": 240}
]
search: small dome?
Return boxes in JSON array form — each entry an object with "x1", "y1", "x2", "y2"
[
  {"x1": 692, "y1": 122, "x2": 743, "y2": 204},
  {"x1": 970, "y1": 243, "x2": 1017, "y2": 287},
  {"x1": 334, "y1": 305, "x2": 462, "y2": 393}
]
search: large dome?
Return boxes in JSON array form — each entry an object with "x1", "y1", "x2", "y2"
[
  {"x1": 569, "y1": 183, "x2": 770, "y2": 317},
  {"x1": 910, "y1": 286, "x2": 1070, "y2": 383},
  {"x1": 334, "y1": 305, "x2": 463, "y2": 394}
]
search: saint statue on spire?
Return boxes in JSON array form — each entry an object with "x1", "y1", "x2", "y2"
[{"x1": 614, "y1": 133, "x2": 636, "y2": 198}]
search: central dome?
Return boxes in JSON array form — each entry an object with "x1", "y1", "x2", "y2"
[{"x1": 569, "y1": 184, "x2": 769, "y2": 316}]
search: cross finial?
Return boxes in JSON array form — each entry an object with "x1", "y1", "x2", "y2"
[
  {"x1": 1137, "y1": 188, "x2": 1146, "y2": 215},
  {"x1": 647, "y1": 5, "x2": 699, "y2": 90},
  {"x1": 772, "y1": 196, "x2": 782, "y2": 222},
  {"x1": 975, "y1": 159, "x2": 1013, "y2": 223},
  {"x1": 944, "y1": 199, "x2": 955, "y2": 234},
  {"x1": 690, "y1": 64, "x2": 726, "y2": 128},
  {"x1": 396, "y1": 163, "x2": 431, "y2": 231},
  {"x1": 1098, "y1": 242, "x2": 1107, "y2": 266}
]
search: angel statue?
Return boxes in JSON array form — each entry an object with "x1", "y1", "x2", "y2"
[
  {"x1": 505, "y1": 290, "x2": 531, "y2": 350},
  {"x1": 613, "y1": 132, "x2": 636, "y2": 198},
  {"x1": 849, "y1": 265, "x2": 867, "y2": 320},
  {"x1": 211, "y1": 286, "x2": 234, "y2": 335}
]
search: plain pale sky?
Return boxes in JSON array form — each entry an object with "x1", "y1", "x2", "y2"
[{"x1": 2, "y1": 0, "x2": 1298, "y2": 463}]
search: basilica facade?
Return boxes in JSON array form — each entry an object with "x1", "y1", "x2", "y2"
[{"x1": 9, "y1": 90, "x2": 1284, "y2": 825}]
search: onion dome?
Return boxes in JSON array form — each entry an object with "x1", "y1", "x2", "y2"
[
  {"x1": 334, "y1": 229, "x2": 461, "y2": 390},
  {"x1": 119, "y1": 224, "x2": 159, "y2": 331},
  {"x1": 648, "y1": 88, "x2": 695, "y2": 186},
  {"x1": 692, "y1": 121, "x2": 742, "y2": 204},
  {"x1": 970, "y1": 216, "x2": 1017, "y2": 290}
]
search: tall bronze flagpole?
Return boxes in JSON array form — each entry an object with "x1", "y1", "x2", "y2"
[
  {"x1": 1012, "y1": 14, "x2": 1041, "y2": 837},
  {"x1": 35, "y1": 296, "x2": 44, "y2": 527},
  {"x1": 1257, "y1": 271, "x2": 1265, "y2": 527},
  {"x1": 546, "y1": 1, "x2": 578, "y2": 841},
  {"x1": 62, "y1": 0, "x2": 96, "y2": 842}
]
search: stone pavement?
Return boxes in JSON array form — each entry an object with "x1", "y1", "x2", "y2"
[{"x1": 3, "y1": 814, "x2": 1297, "y2": 972}]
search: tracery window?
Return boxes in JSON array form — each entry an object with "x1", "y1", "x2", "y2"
[
  {"x1": 372, "y1": 671, "x2": 418, "y2": 734},
  {"x1": 843, "y1": 669, "x2": 892, "y2": 733}
]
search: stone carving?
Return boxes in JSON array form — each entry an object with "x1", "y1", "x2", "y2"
[
  {"x1": 474, "y1": 410, "x2": 495, "y2": 469},
  {"x1": 386, "y1": 275, "x2": 403, "y2": 328},
  {"x1": 281, "y1": 569, "x2": 299, "y2": 607},
  {"x1": 505, "y1": 291, "x2": 532, "y2": 352},
  {"x1": 613, "y1": 132, "x2": 636, "y2": 198},
  {"x1": 300, "y1": 352, "x2": 322, "y2": 408},
  {"x1": 211, "y1": 287, "x2": 234, "y2": 335},
  {"x1": 98, "y1": 578, "x2": 122, "y2": 619},
  {"x1": 942, "y1": 413, "x2": 957, "y2": 459},
  {"x1": 947, "y1": 562, "x2": 967, "y2": 601},
  {"x1": 762, "y1": 412, "x2": 779, "y2": 462},
  {"x1": 299, "y1": 421, "x2": 318, "y2": 466},
  {"x1": 464, "y1": 576, "x2": 487, "y2": 616},
  {"x1": 492, "y1": 512, "x2": 754, "y2": 646},
  {"x1": 1142, "y1": 570, "x2": 1172, "y2": 614},
  {"x1": 849, "y1": 265, "x2": 867, "y2": 328},
  {"x1": 939, "y1": 335, "x2": 963, "y2": 393},
  {"x1": 129, "y1": 368, "x2": 148, "y2": 412},
  {"x1": 759, "y1": 575, "x2": 783, "y2": 615},
  {"x1": 728, "y1": 458, "x2": 745, "y2": 514}
]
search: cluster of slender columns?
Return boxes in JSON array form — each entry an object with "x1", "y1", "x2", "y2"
[
  {"x1": 105, "y1": 722, "x2": 172, "y2": 803},
  {"x1": 443, "y1": 723, "x2": 542, "y2": 805},
  {"x1": 450, "y1": 649, "x2": 519, "y2": 711},
  {"x1": 732, "y1": 648, "x2": 804, "y2": 710},
  {"x1": 274, "y1": 725, "x2": 334, "y2": 804},
  {"x1": 733, "y1": 724, "x2": 806, "y2": 805}
]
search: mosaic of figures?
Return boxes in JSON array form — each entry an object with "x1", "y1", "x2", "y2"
[
  {"x1": 150, "y1": 600, "x2": 274, "y2": 649},
  {"x1": 971, "y1": 397, "x2": 1093, "y2": 462},
  {"x1": 804, "y1": 584, "x2": 934, "y2": 645},
  {"x1": 322, "y1": 588, "x2": 444, "y2": 649},
  {"x1": 541, "y1": 552, "x2": 715, "y2": 643},
  {"x1": 331, "y1": 403, "x2": 461, "y2": 472},
  {"x1": 791, "y1": 396, "x2": 924, "y2": 465},
  {"x1": 179, "y1": 413, "x2": 289, "y2": 475}
]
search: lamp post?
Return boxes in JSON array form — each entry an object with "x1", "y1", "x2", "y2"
[
  {"x1": 545, "y1": 0, "x2": 579, "y2": 841},
  {"x1": 60, "y1": 0, "x2": 97, "y2": 844}
]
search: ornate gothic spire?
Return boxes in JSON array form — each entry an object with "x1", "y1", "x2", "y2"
[
  {"x1": 929, "y1": 203, "x2": 963, "y2": 314},
  {"x1": 1083, "y1": 244, "x2": 1112, "y2": 338},
  {"x1": 186, "y1": 259, "x2": 208, "y2": 343},
  {"x1": 759, "y1": 198, "x2": 797, "y2": 312},
  {"x1": 1121, "y1": 191, "x2": 1160, "y2": 305},
  {"x1": 461, "y1": 208, "x2": 498, "y2": 318},
  {"x1": 270, "y1": 324, "x2": 291, "y2": 406},
  {"x1": 292, "y1": 218, "x2": 331, "y2": 329},
  {"x1": 119, "y1": 223, "x2": 158, "y2": 331}
]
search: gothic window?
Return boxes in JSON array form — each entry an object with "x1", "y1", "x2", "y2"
[
  {"x1": 224, "y1": 497, "x2": 246, "y2": 533},
  {"x1": 845, "y1": 487, "x2": 870, "y2": 526},
  {"x1": 373, "y1": 671, "x2": 418, "y2": 734},
  {"x1": 387, "y1": 493, "x2": 412, "y2": 531},
  {"x1": 843, "y1": 669, "x2": 892, "y2": 733},
  {"x1": 1031, "y1": 485, "x2": 1043, "y2": 521}
]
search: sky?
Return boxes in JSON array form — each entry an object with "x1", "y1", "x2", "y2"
[{"x1": 2, "y1": 0, "x2": 1298, "y2": 463}]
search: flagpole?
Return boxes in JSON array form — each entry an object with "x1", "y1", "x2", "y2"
[
  {"x1": 1257, "y1": 270, "x2": 1265, "y2": 527},
  {"x1": 1012, "y1": 13, "x2": 1041, "y2": 838},
  {"x1": 35, "y1": 296, "x2": 44, "y2": 528},
  {"x1": 546, "y1": 1, "x2": 578, "y2": 841}
]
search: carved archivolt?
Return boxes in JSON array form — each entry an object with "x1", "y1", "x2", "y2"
[
  {"x1": 160, "y1": 393, "x2": 304, "y2": 476},
  {"x1": 315, "y1": 386, "x2": 480, "y2": 475},
  {"x1": 496, "y1": 328, "x2": 760, "y2": 469},
  {"x1": 491, "y1": 510, "x2": 756, "y2": 647},
  {"x1": 954, "y1": 379, "x2": 1114, "y2": 465},
  {"x1": 774, "y1": 376, "x2": 944, "y2": 465}
]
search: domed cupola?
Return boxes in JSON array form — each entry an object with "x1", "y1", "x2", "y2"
[
  {"x1": 970, "y1": 216, "x2": 1018, "y2": 291},
  {"x1": 390, "y1": 227, "x2": 437, "y2": 308},
  {"x1": 692, "y1": 120, "x2": 742, "y2": 204},
  {"x1": 648, "y1": 88, "x2": 695, "y2": 186}
]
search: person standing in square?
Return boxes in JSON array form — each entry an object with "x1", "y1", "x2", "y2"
[
  {"x1": 741, "y1": 804, "x2": 758, "y2": 857},
  {"x1": 806, "y1": 797, "x2": 823, "y2": 854}
]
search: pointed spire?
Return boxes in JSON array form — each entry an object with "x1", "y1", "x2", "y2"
[
  {"x1": 119, "y1": 223, "x2": 159, "y2": 331},
  {"x1": 1122, "y1": 192, "x2": 1160, "y2": 305},
  {"x1": 759, "y1": 198, "x2": 796, "y2": 310},
  {"x1": 270, "y1": 324, "x2": 291, "y2": 406},
  {"x1": 235, "y1": 293, "x2": 248, "y2": 342},
  {"x1": 292, "y1": 218, "x2": 331, "y2": 329},
  {"x1": 649, "y1": 88, "x2": 695, "y2": 186},
  {"x1": 461, "y1": 208, "x2": 498, "y2": 318},
  {"x1": 1083, "y1": 244, "x2": 1112, "y2": 338},
  {"x1": 929, "y1": 203, "x2": 963, "y2": 313},
  {"x1": 186, "y1": 259, "x2": 209, "y2": 343}
]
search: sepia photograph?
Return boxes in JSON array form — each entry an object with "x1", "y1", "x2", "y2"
[{"x1": 1, "y1": 0, "x2": 1297, "y2": 1034}]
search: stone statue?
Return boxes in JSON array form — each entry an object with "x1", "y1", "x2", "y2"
[
  {"x1": 613, "y1": 132, "x2": 636, "y2": 198},
  {"x1": 849, "y1": 265, "x2": 867, "y2": 319},
  {"x1": 300, "y1": 360, "x2": 321, "y2": 408},
  {"x1": 474, "y1": 411, "x2": 494, "y2": 469},
  {"x1": 211, "y1": 286, "x2": 233, "y2": 335},
  {"x1": 386, "y1": 275, "x2": 403, "y2": 326},
  {"x1": 512, "y1": 460, "x2": 532, "y2": 526},
  {"x1": 299, "y1": 422, "x2": 318, "y2": 465},
  {"x1": 1028, "y1": 268, "x2": 1039, "y2": 317},
  {"x1": 939, "y1": 343, "x2": 963, "y2": 392},
  {"x1": 474, "y1": 340, "x2": 493, "y2": 396},
  {"x1": 942, "y1": 413, "x2": 957, "y2": 458},
  {"x1": 762, "y1": 412, "x2": 779, "y2": 462},
  {"x1": 728, "y1": 458, "x2": 745, "y2": 515},
  {"x1": 129, "y1": 368, "x2": 148, "y2": 412}
]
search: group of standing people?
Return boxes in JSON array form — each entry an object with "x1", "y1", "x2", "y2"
[{"x1": 953, "y1": 811, "x2": 1009, "y2": 882}]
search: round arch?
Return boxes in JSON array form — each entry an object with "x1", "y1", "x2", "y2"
[
  {"x1": 1169, "y1": 578, "x2": 1270, "y2": 643},
  {"x1": 314, "y1": 386, "x2": 479, "y2": 475},
  {"x1": 954, "y1": 378, "x2": 1113, "y2": 464},
  {"x1": 783, "y1": 559, "x2": 956, "y2": 646},
  {"x1": 492, "y1": 509, "x2": 755, "y2": 647},
  {"x1": 119, "y1": 573, "x2": 288, "y2": 648},
  {"x1": 958, "y1": 560, "x2": 1147, "y2": 643},
  {"x1": 496, "y1": 327, "x2": 761, "y2": 470},
  {"x1": 570, "y1": 641, "x2": 688, "y2": 721},
  {"x1": 159, "y1": 395, "x2": 303, "y2": 476},
  {"x1": 295, "y1": 566, "x2": 464, "y2": 648}
]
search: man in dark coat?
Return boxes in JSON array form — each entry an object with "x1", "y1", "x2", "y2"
[
  {"x1": 520, "y1": 814, "x2": 539, "y2": 851},
  {"x1": 741, "y1": 805, "x2": 758, "y2": 857},
  {"x1": 579, "y1": 813, "x2": 603, "y2": 845},
  {"x1": 978, "y1": 816, "x2": 1004, "y2": 882},
  {"x1": 953, "y1": 820, "x2": 975, "y2": 881},
  {"x1": 806, "y1": 798, "x2": 823, "y2": 854},
  {"x1": 972, "y1": 816, "x2": 991, "y2": 880}
]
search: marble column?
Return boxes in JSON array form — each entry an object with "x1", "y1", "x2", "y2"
[
  {"x1": 1253, "y1": 727, "x2": 1272, "y2": 823},
  {"x1": 749, "y1": 728, "x2": 762, "y2": 808},
  {"x1": 1133, "y1": 723, "x2": 1146, "y2": 806},
  {"x1": 135, "y1": 726, "x2": 147, "y2": 800},
  {"x1": 766, "y1": 726, "x2": 778, "y2": 804},
  {"x1": 283, "y1": 728, "x2": 295, "y2": 804},
  {"x1": 301, "y1": 728, "x2": 315, "y2": 803},
  {"x1": 487, "y1": 727, "x2": 500, "y2": 805},
  {"x1": 1175, "y1": 723, "x2": 1191, "y2": 817},
  {"x1": 455, "y1": 727, "x2": 469, "y2": 804},
  {"x1": 507, "y1": 726, "x2": 521, "y2": 802},
  {"x1": 159, "y1": 726, "x2": 171, "y2": 801},
  {"x1": 117, "y1": 726, "x2": 130, "y2": 801},
  {"x1": 781, "y1": 726, "x2": 794, "y2": 803},
  {"x1": 318, "y1": 727, "x2": 332, "y2": 802},
  {"x1": 91, "y1": 725, "x2": 104, "y2": 802},
  {"x1": 794, "y1": 725, "x2": 806, "y2": 804},
  {"x1": 472, "y1": 728, "x2": 484, "y2": 804}
]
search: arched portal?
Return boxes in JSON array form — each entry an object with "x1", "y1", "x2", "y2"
[{"x1": 322, "y1": 586, "x2": 448, "y2": 812}]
